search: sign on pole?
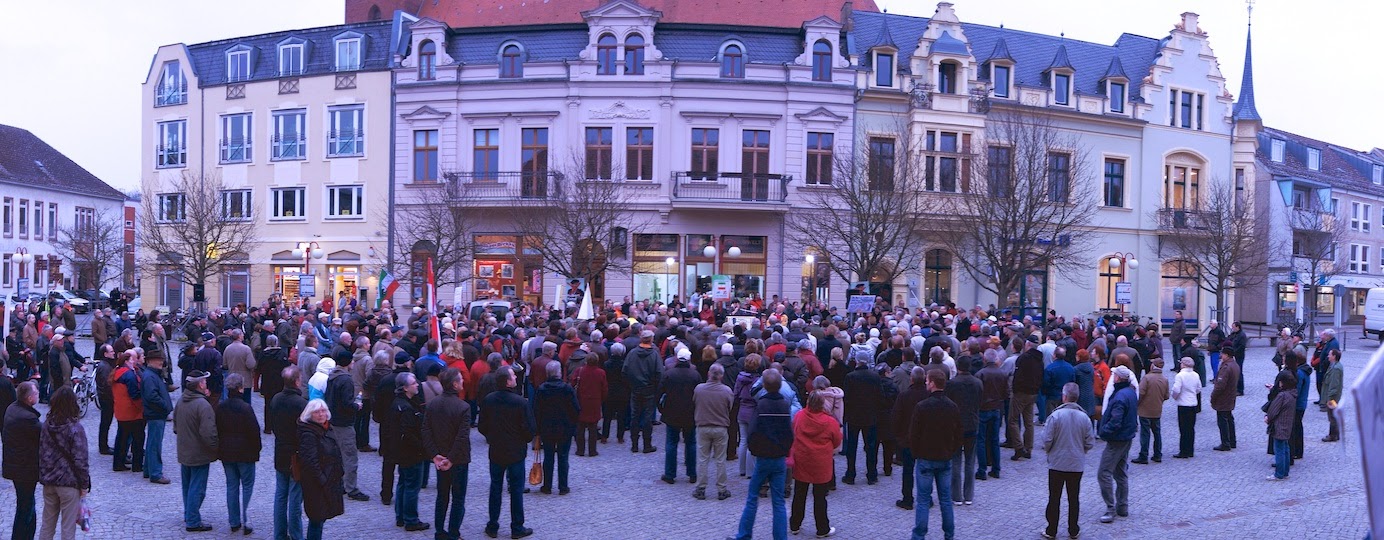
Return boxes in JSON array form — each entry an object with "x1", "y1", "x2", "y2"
[
  {"x1": 17, "y1": 278, "x2": 29, "y2": 297},
  {"x1": 1114, "y1": 282, "x2": 1132, "y2": 305},
  {"x1": 298, "y1": 273, "x2": 316, "y2": 298},
  {"x1": 710, "y1": 275, "x2": 732, "y2": 301}
]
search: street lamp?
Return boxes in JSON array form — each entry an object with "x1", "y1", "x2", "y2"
[
  {"x1": 1108, "y1": 252, "x2": 1139, "y2": 313},
  {"x1": 665, "y1": 256, "x2": 676, "y2": 304},
  {"x1": 292, "y1": 241, "x2": 326, "y2": 298},
  {"x1": 12, "y1": 247, "x2": 32, "y2": 293}
]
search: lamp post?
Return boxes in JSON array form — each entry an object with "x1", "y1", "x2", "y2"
[
  {"x1": 1108, "y1": 252, "x2": 1139, "y2": 314},
  {"x1": 13, "y1": 247, "x2": 32, "y2": 296},
  {"x1": 292, "y1": 241, "x2": 326, "y2": 299},
  {"x1": 665, "y1": 256, "x2": 676, "y2": 304}
]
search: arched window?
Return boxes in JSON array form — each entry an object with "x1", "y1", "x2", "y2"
[
  {"x1": 1097, "y1": 256, "x2": 1124, "y2": 311},
  {"x1": 812, "y1": 40, "x2": 832, "y2": 81},
  {"x1": 624, "y1": 34, "x2": 645, "y2": 75},
  {"x1": 924, "y1": 249, "x2": 952, "y2": 305},
  {"x1": 500, "y1": 44, "x2": 523, "y2": 78},
  {"x1": 418, "y1": 40, "x2": 436, "y2": 80},
  {"x1": 1164, "y1": 152, "x2": 1204, "y2": 211},
  {"x1": 597, "y1": 34, "x2": 618, "y2": 75},
  {"x1": 938, "y1": 60, "x2": 960, "y2": 94},
  {"x1": 367, "y1": 4, "x2": 382, "y2": 21},
  {"x1": 721, "y1": 44, "x2": 744, "y2": 78}
]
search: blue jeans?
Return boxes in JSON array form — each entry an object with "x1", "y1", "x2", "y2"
[
  {"x1": 630, "y1": 396, "x2": 657, "y2": 446},
  {"x1": 435, "y1": 465, "x2": 468, "y2": 540},
  {"x1": 181, "y1": 464, "x2": 210, "y2": 527},
  {"x1": 913, "y1": 459, "x2": 955, "y2": 540},
  {"x1": 223, "y1": 461, "x2": 256, "y2": 528},
  {"x1": 1037, "y1": 394, "x2": 1049, "y2": 423},
  {"x1": 664, "y1": 426, "x2": 696, "y2": 481},
  {"x1": 273, "y1": 471, "x2": 304, "y2": 540},
  {"x1": 844, "y1": 424, "x2": 878, "y2": 481},
  {"x1": 486, "y1": 461, "x2": 526, "y2": 535},
  {"x1": 1273, "y1": 439, "x2": 1291, "y2": 479},
  {"x1": 395, "y1": 462, "x2": 425, "y2": 526},
  {"x1": 735, "y1": 456, "x2": 787, "y2": 540},
  {"x1": 144, "y1": 419, "x2": 166, "y2": 480},
  {"x1": 12, "y1": 479, "x2": 36, "y2": 540},
  {"x1": 977, "y1": 410, "x2": 1001, "y2": 474},
  {"x1": 542, "y1": 439, "x2": 572, "y2": 491},
  {"x1": 1207, "y1": 353, "x2": 1219, "y2": 384},
  {"x1": 306, "y1": 520, "x2": 324, "y2": 540},
  {"x1": 1137, "y1": 417, "x2": 1163, "y2": 459}
]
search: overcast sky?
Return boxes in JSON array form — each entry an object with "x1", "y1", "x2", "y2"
[{"x1": 0, "y1": 0, "x2": 1377, "y2": 192}]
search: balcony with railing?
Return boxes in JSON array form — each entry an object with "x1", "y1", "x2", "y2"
[
  {"x1": 1156, "y1": 207, "x2": 1214, "y2": 232},
  {"x1": 219, "y1": 137, "x2": 252, "y2": 164},
  {"x1": 155, "y1": 81, "x2": 187, "y2": 107},
  {"x1": 327, "y1": 130, "x2": 364, "y2": 157},
  {"x1": 271, "y1": 134, "x2": 306, "y2": 161},
  {"x1": 670, "y1": 172, "x2": 791, "y2": 205},
  {"x1": 445, "y1": 171, "x2": 563, "y2": 203}
]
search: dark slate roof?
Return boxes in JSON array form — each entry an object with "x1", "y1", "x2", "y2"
[
  {"x1": 1258, "y1": 126, "x2": 1384, "y2": 195},
  {"x1": 931, "y1": 31, "x2": 968, "y2": 56},
  {"x1": 849, "y1": 11, "x2": 1160, "y2": 101},
  {"x1": 980, "y1": 37, "x2": 1013, "y2": 62},
  {"x1": 444, "y1": 23, "x2": 804, "y2": 65},
  {"x1": 1045, "y1": 43, "x2": 1073, "y2": 71},
  {"x1": 186, "y1": 20, "x2": 393, "y2": 87},
  {"x1": 1231, "y1": 23, "x2": 1261, "y2": 121},
  {"x1": 1102, "y1": 57, "x2": 1128, "y2": 80},
  {"x1": 0, "y1": 125, "x2": 126, "y2": 201}
]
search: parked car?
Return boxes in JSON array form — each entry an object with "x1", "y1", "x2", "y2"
[
  {"x1": 468, "y1": 299, "x2": 512, "y2": 321},
  {"x1": 78, "y1": 289, "x2": 111, "y2": 310},
  {"x1": 125, "y1": 295, "x2": 141, "y2": 315},
  {"x1": 9, "y1": 292, "x2": 44, "y2": 304},
  {"x1": 50, "y1": 289, "x2": 90, "y2": 313}
]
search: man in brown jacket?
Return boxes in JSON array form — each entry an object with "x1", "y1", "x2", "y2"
[
  {"x1": 1210, "y1": 349, "x2": 1240, "y2": 452},
  {"x1": 1131, "y1": 359, "x2": 1169, "y2": 464}
]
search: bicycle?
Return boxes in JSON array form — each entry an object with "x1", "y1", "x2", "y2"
[{"x1": 71, "y1": 360, "x2": 99, "y2": 418}]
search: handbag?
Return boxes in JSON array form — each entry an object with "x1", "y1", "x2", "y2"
[{"x1": 527, "y1": 438, "x2": 543, "y2": 486}]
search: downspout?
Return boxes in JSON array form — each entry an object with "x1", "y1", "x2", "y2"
[{"x1": 387, "y1": 69, "x2": 398, "y2": 277}]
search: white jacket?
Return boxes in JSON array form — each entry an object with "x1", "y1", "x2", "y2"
[{"x1": 1170, "y1": 367, "x2": 1201, "y2": 407}]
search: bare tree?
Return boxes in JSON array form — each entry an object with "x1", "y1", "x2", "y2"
[
  {"x1": 951, "y1": 108, "x2": 1100, "y2": 312},
  {"x1": 51, "y1": 208, "x2": 125, "y2": 290},
  {"x1": 137, "y1": 170, "x2": 259, "y2": 309},
  {"x1": 1288, "y1": 196, "x2": 1350, "y2": 337},
  {"x1": 1155, "y1": 181, "x2": 1276, "y2": 323},
  {"x1": 385, "y1": 177, "x2": 479, "y2": 292},
  {"x1": 784, "y1": 121, "x2": 929, "y2": 299}
]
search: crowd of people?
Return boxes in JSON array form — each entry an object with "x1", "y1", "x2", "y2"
[{"x1": 0, "y1": 294, "x2": 1351, "y2": 540}]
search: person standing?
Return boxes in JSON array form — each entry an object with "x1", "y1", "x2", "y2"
[
  {"x1": 3, "y1": 382, "x2": 40, "y2": 540},
  {"x1": 389, "y1": 373, "x2": 430, "y2": 531},
  {"x1": 1211, "y1": 350, "x2": 1241, "y2": 452},
  {"x1": 842, "y1": 358, "x2": 882, "y2": 485},
  {"x1": 569, "y1": 349, "x2": 607, "y2": 457},
  {"x1": 190, "y1": 333, "x2": 225, "y2": 409},
  {"x1": 93, "y1": 344, "x2": 117, "y2": 457},
  {"x1": 788, "y1": 392, "x2": 841, "y2": 538},
  {"x1": 624, "y1": 331, "x2": 663, "y2": 454},
  {"x1": 1169, "y1": 311, "x2": 1185, "y2": 364},
  {"x1": 946, "y1": 359, "x2": 982, "y2": 506},
  {"x1": 533, "y1": 362, "x2": 579, "y2": 495},
  {"x1": 478, "y1": 366, "x2": 535, "y2": 539},
  {"x1": 37, "y1": 387, "x2": 90, "y2": 540},
  {"x1": 975, "y1": 355, "x2": 1005, "y2": 481},
  {"x1": 297, "y1": 399, "x2": 345, "y2": 540},
  {"x1": 111, "y1": 351, "x2": 146, "y2": 473},
  {"x1": 216, "y1": 374, "x2": 261, "y2": 534},
  {"x1": 175, "y1": 371, "x2": 219, "y2": 532},
  {"x1": 891, "y1": 367, "x2": 929, "y2": 510},
  {"x1": 659, "y1": 348, "x2": 702, "y2": 484},
  {"x1": 1131, "y1": 359, "x2": 1169, "y2": 464},
  {"x1": 269, "y1": 367, "x2": 307, "y2": 540},
  {"x1": 729, "y1": 369, "x2": 793, "y2": 540},
  {"x1": 223, "y1": 330, "x2": 257, "y2": 404},
  {"x1": 1266, "y1": 372, "x2": 1297, "y2": 480},
  {"x1": 1321, "y1": 349, "x2": 1344, "y2": 442},
  {"x1": 1097, "y1": 366, "x2": 1137, "y2": 524},
  {"x1": 1010, "y1": 346, "x2": 1043, "y2": 461},
  {"x1": 600, "y1": 342, "x2": 631, "y2": 445},
  {"x1": 908, "y1": 369, "x2": 962, "y2": 540},
  {"x1": 423, "y1": 368, "x2": 471, "y2": 540},
  {"x1": 1292, "y1": 356, "x2": 1312, "y2": 461},
  {"x1": 1171, "y1": 358, "x2": 1202, "y2": 459},
  {"x1": 693, "y1": 363, "x2": 735, "y2": 501},
  {"x1": 323, "y1": 354, "x2": 368, "y2": 502},
  {"x1": 140, "y1": 350, "x2": 173, "y2": 484},
  {"x1": 1041, "y1": 383, "x2": 1094, "y2": 540}
]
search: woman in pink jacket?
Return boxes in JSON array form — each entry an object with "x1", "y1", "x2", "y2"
[{"x1": 789, "y1": 391, "x2": 843, "y2": 537}]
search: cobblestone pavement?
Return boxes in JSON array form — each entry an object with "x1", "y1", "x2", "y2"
[{"x1": 0, "y1": 340, "x2": 1370, "y2": 539}]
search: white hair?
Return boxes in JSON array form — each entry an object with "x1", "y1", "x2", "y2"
[{"x1": 300, "y1": 399, "x2": 331, "y2": 423}]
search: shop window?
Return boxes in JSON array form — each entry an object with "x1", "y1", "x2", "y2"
[{"x1": 1098, "y1": 256, "x2": 1124, "y2": 311}]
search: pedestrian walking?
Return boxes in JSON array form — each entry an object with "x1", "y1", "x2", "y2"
[
  {"x1": 37, "y1": 386, "x2": 90, "y2": 540},
  {"x1": 533, "y1": 361, "x2": 579, "y2": 495},
  {"x1": 1211, "y1": 349, "x2": 1241, "y2": 451},
  {"x1": 693, "y1": 363, "x2": 735, "y2": 501},
  {"x1": 297, "y1": 399, "x2": 345, "y2": 540},
  {"x1": 423, "y1": 368, "x2": 471, "y2": 540},
  {"x1": 3, "y1": 381, "x2": 41, "y2": 540},
  {"x1": 788, "y1": 391, "x2": 841, "y2": 538},
  {"x1": 1171, "y1": 358, "x2": 1201, "y2": 458},
  {"x1": 1041, "y1": 383, "x2": 1094, "y2": 540},
  {"x1": 175, "y1": 370, "x2": 219, "y2": 532},
  {"x1": 908, "y1": 369, "x2": 962, "y2": 540},
  {"x1": 1131, "y1": 359, "x2": 1168, "y2": 464},
  {"x1": 1097, "y1": 366, "x2": 1137, "y2": 524},
  {"x1": 268, "y1": 367, "x2": 308, "y2": 540},
  {"x1": 730, "y1": 369, "x2": 793, "y2": 540},
  {"x1": 478, "y1": 366, "x2": 535, "y2": 539}
]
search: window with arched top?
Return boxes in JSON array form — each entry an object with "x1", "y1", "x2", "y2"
[
  {"x1": 624, "y1": 34, "x2": 645, "y2": 75},
  {"x1": 367, "y1": 4, "x2": 381, "y2": 21},
  {"x1": 938, "y1": 60, "x2": 960, "y2": 94},
  {"x1": 1164, "y1": 152, "x2": 1205, "y2": 210},
  {"x1": 418, "y1": 40, "x2": 436, "y2": 80},
  {"x1": 597, "y1": 34, "x2": 618, "y2": 75},
  {"x1": 812, "y1": 40, "x2": 832, "y2": 81},
  {"x1": 501, "y1": 45, "x2": 523, "y2": 78},
  {"x1": 721, "y1": 44, "x2": 744, "y2": 78}
]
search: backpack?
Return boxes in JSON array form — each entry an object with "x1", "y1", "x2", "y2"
[{"x1": 491, "y1": 337, "x2": 516, "y2": 362}]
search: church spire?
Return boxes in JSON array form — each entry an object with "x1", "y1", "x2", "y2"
[{"x1": 1232, "y1": 0, "x2": 1262, "y2": 121}]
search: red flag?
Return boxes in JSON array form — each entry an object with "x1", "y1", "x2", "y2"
[{"x1": 426, "y1": 257, "x2": 440, "y2": 343}]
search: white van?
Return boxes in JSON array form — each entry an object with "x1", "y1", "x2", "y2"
[{"x1": 1364, "y1": 288, "x2": 1384, "y2": 342}]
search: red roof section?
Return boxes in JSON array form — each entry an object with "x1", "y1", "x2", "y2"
[{"x1": 347, "y1": 0, "x2": 878, "y2": 29}]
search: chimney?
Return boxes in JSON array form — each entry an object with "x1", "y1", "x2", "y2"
[
  {"x1": 841, "y1": 1, "x2": 854, "y2": 31},
  {"x1": 933, "y1": 2, "x2": 959, "y2": 23},
  {"x1": 1181, "y1": 12, "x2": 1200, "y2": 33}
]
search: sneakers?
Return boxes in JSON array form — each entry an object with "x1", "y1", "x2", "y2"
[
  {"x1": 693, "y1": 487, "x2": 706, "y2": 500},
  {"x1": 1099, "y1": 512, "x2": 1115, "y2": 524},
  {"x1": 1041, "y1": 532, "x2": 1057, "y2": 540},
  {"x1": 817, "y1": 526, "x2": 837, "y2": 538},
  {"x1": 661, "y1": 476, "x2": 676, "y2": 485},
  {"x1": 717, "y1": 489, "x2": 732, "y2": 500},
  {"x1": 791, "y1": 527, "x2": 801, "y2": 536},
  {"x1": 964, "y1": 500, "x2": 973, "y2": 505},
  {"x1": 1266, "y1": 475, "x2": 1287, "y2": 481},
  {"x1": 150, "y1": 477, "x2": 171, "y2": 484},
  {"x1": 347, "y1": 491, "x2": 370, "y2": 502}
]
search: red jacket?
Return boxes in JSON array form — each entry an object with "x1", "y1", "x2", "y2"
[
  {"x1": 801, "y1": 351, "x2": 824, "y2": 390},
  {"x1": 571, "y1": 364, "x2": 608, "y2": 424},
  {"x1": 466, "y1": 359, "x2": 491, "y2": 401},
  {"x1": 789, "y1": 409, "x2": 842, "y2": 484},
  {"x1": 557, "y1": 340, "x2": 582, "y2": 364},
  {"x1": 111, "y1": 365, "x2": 144, "y2": 422}
]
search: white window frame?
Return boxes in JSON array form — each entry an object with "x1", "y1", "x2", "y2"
[
  {"x1": 1308, "y1": 148, "x2": 1321, "y2": 171},
  {"x1": 279, "y1": 43, "x2": 304, "y2": 76},
  {"x1": 220, "y1": 113, "x2": 253, "y2": 164},
  {"x1": 873, "y1": 50, "x2": 895, "y2": 88},
  {"x1": 156, "y1": 120, "x2": 187, "y2": 168},
  {"x1": 220, "y1": 189, "x2": 252, "y2": 221},
  {"x1": 324, "y1": 185, "x2": 365, "y2": 219},
  {"x1": 1352, "y1": 202, "x2": 1363, "y2": 231},
  {"x1": 227, "y1": 49, "x2": 251, "y2": 82},
  {"x1": 1168, "y1": 88, "x2": 1205, "y2": 130},
  {"x1": 991, "y1": 64, "x2": 1011, "y2": 98},
  {"x1": 1350, "y1": 243, "x2": 1370, "y2": 273},
  {"x1": 155, "y1": 61, "x2": 186, "y2": 106},
  {"x1": 1367, "y1": 204, "x2": 1374, "y2": 233},
  {"x1": 1379, "y1": 246, "x2": 1384, "y2": 274},
  {"x1": 47, "y1": 203, "x2": 56, "y2": 241},
  {"x1": 156, "y1": 193, "x2": 186, "y2": 223},
  {"x1": 1374, "y1": 165, "x2": 1383, "y2": 185},
  {"x1": 327, "y1": 105, "x2": 365, "y2": 157},
  {"x1": 335, "y1": 38, "x2": 361, "y2": 71},
  {"x1": 1, "y1": 254, "x2": 10, "y2": 288},
  {"x1": 1053, "y1": 72, "x2": 1072, "y2": 106},
  {"x1": 32, "y1": 200, "x2": 42, "y2": 240},
  {"x1": 1108, "y1": 81, "x2": 1126, "y2": 113},
  {"x1": 1271, "y1": 139, "x2": 1285, "y2": 163},
  {"x1": 221, "y1": 268, "x2": 251, "y2": 308},
  {"x1": 2, "y1": 198, "x2": 10, "y2": 237},
  {"x1": 271, "y1": 187, "x2": 306, "y2": 220},
  {"x1": 17, "y1": 200, "x2": 27, "y2": 239},
  {"x1": 272, "y1": 109, "x2": 307, "y2": 161}
]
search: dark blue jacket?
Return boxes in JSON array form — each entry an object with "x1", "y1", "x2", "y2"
[
  {"x1": 747, "y1": 391, "x2": 793, "y2": 458},
  {"x1": 1099, "y1": 381, "x2": 1138, "y2": 441},
  {"x1": 532, "y1": 378, "x2": 579, "y2": 444},
  {"x1": 1042, "y1": 359, "x2": 1076, "y2": 399},
  {"x1": 140, "y1": 366, "x2": 173, "y2": 420},
  {"x1": 1295, "y1": 364, "x2": 1312, "y2": 412}
]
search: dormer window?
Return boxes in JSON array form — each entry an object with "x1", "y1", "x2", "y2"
[
  {"x1": 1053, "y1": 73, "x2": 1071, "y2": 105},
  {"x1": 418, "y1": 40, "x2": 436, "y2": 80},
  {"x1": 279, "y1": 43, "x2": 304, "y2": 77},
  {"x1": 991, "y1": 64, "x2": 1011, "y2": 99},
  {"x1": 624, "y1": 34, "x2": 645, "y2": 75},
  {"x1": 721, "y1": 44, "x2": 744, "y2": 79},
  {"x1": 501, "y1": 44, "x2": 523, "y2": 78},
  {"x1": 155, "y1": 61, "x2": 186, "y2": 106},
  {"x1": 335, "y1": 37, "x2": 361, "y2": 71},
  {"x1": 812, "y1": 40, "x2": 832, "y2": 81},
  {"x1": 1108, "y1": 81, "x2": 1126, "y2": 113},
  {"x1": 1271, "y1": 139, "x2": 1285, "y2": 162},
  {"x1": 937, "y1": 61, "x2": 959, "y2": 94},
  {"x1": 597, "y1": 34, "x2": 618, "y2": 75},
  {"x1": 1373, "y1": 164, "x2": 1382, "y2": 185},
  {"x1": 1308, "y1": 148, "x2": 1321, "y2": 171},
  {"x1": 227, "y1": 48, "x2": 251, "y2": 82},
  {"x1": 874, "y1": 51, "x2": 894, "y2": 87}
]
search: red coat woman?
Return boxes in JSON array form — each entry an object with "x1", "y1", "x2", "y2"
[
  {"x1": 789, "y1": 401, "x2": 842, "y2": 484},
  {"x1": 572, "y1": 362, "x2": 608, "y2": 424}
]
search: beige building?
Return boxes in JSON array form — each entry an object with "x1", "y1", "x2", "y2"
[{"x1": 140, "y1": 21, "x2": 394, "y2": 310}]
